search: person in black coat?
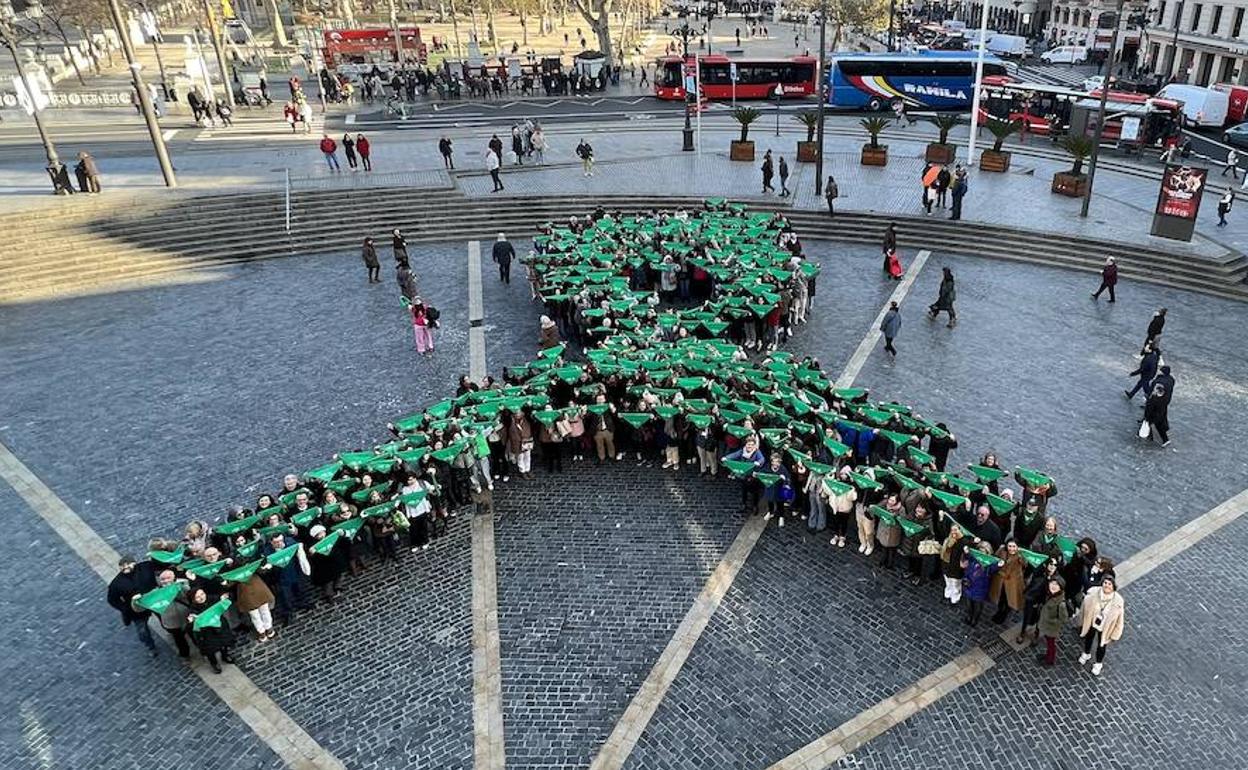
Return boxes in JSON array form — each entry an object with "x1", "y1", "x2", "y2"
[
  {"x1": 186, "y1": 587, "x2": 236, "y2": 673},
  {"x1": 1143, "y1": 383, "x2": 1171, "y2": 446},
  {"x1": 397, "y1": 264, "x2": 418, "y2": 301},
  {"x1": 106, "y1": 555, "x2": 158, "y2": 656},
  {"x1": 926, "y1": 423, "x2": 958, "y2": 471},
  {"x1": 392, "y1": 228, "x2": 409, "y2": 268},
  {"x1": 1125, "y1": 342, "x2": 1160, "y2": 399},
  {"x1": 966, "y1": 505, "x2": 1003, "y2": 551},
  {"x1": 1142, "y1": 307, "x2": 1166, "y2": 352},
  {"x1": 1150, "y1": 365, "x2": 1175, "y2": 407},
  {"x1": 439, "y1": 136, "x2": 454, "y2": 168},
  {"x1": 492, "y1": 233, "x2": 515, "y2": 284},
  {"x1": 361, "y1": 237, "x2": 380, "y2": 283},
  {"x1": 308, "y1": 525, "x2": 346, "y2": 602}
]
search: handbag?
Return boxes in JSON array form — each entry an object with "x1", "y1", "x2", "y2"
[
  {"x1": 1137, "y1": 420, "x2": 1151, "y2": 439},
  {"x1": 918, "y1": 538, "x2": 941, "y2": 556}
]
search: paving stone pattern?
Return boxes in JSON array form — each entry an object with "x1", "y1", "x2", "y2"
[
  {"x1": 239, "y1": 515, "x2": 475, "y2": 770},
  {"x1": 0, "y1": 483, "x2": 283, "y2": 770},
  {"x1": 0, "y1": 244, "x2": 470, "y2": 552},
  {"x1": 834, "y1": 512, "x2": 1248, "y2": 770},
  {"x1": 491, "y1": 462, "x2": 746, "y2": 770}
]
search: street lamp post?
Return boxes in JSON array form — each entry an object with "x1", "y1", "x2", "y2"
[
  {"x1": 106, "y1": 0, "x2": 177, "y2": 187},
  {"x1": 814, "y1": 0, "x2": 828, "y2": 196},
  {"x1": 774, "y1": 82, "x2": 782, "y2": 135},
  {"x1": 0, "y1": 15, "x2": 67, "y2": 192},
  {"x1": 1080, "y1": 0, "x2": 1126, "y2": 218},
  {"x1": 201, "y1": 0, "x2": 235, "y2": 107},
  {"x1": 1169, "y1": 0, "x2": 1184, "y2": 80},
  {"x1": 672, "y1": 18, "x2": 699, "y2": 152},
  {"x1": 139, "y1": 3, "x2": 171, "y2": 100},
  {"x1": 888, "y1": 0, "x2": 897, "y2": 51}
]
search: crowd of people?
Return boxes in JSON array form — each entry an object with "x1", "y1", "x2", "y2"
[{"x1": 109, "y1": 202, "x2": 1125, "y2": 678}]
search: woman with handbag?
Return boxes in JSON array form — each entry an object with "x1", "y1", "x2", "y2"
[
  {"x1": 825, "y1": 468, "x2": 858, "y2": 548},
  {"x1": 1078, "y1": 574, "x2": 1126, "y2": 676},
  {"x1": 506, "y1": 410, "x2": 535, "y2": 480},
  {"x1": 940, "y1": 524, "x2": 966, "y2": 604},
  {"x1": 899, "y1": 501, "x2": 935, "y2": 586}
]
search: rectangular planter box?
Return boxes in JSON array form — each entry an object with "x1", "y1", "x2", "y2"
[
  {"x1": 861, "y1": 145, "x2": 888, "y2": 166},
  {"x1": 1051, "y1": 171, "x2": 1089, "y2": 197},
  {"x1": 730, "y1": 140, "x2": 756, "y2": 161},
  {"x1": 979, "y1": 150, "x2": 1012, "y2": 172},
  {"x1": 796, "y1": 141, "x2": 819, "y2": 162},
  {"x1": 924, "y1": 143, "x2": 956, "y2": 164}
]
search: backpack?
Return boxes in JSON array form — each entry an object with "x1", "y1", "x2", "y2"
[{"x1": 425, "y1": 306, "x2": 441, "y2": 326}]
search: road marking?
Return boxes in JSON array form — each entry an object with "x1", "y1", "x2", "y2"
[
  {"x1": 467, "y1": 239, "x2": 504, "y2": 769},
  {"x1": 589, "y1": 516, "x2": 768, "y2": 770},
  {"x1": 588, "y1": 284, "x2": 918, "y2": 770},
  {"x1": 0, "y1": 441, "x2": 345, "y2": 770},
  {"x1": 764, "y1": 648, "x2": 995, "y2": 770},
  {"x1": 836, "y1": 249, "x2": 931, "y2": 389},
  {"x1": 161, "y1": 129, "x2": 178, "y2": 141},
  {"x1": 778, "y1": 484, "x2": 1248, "y2": 767}
]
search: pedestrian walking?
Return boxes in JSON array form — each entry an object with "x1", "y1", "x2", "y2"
[
  {"x1": 107, "y1": 555, "x2": 158, "y2": 657},
  {"x1": 778, "y1": 156, "x2": 791, "y2": 197},
  {"x1": 1217, "y1": 189, "x2": 1233, "y2": 226},
  {"x1": 928, "y1": 267, "x2": 957, "y2": 327},
  {"x1": 576, "y1": 138, "x2": 595, "y2": 176},
  {"x1": 1142, "y1": 307, "x2": 1166, "y2": 352},
  {"x1": 511, "y1": 127, "x2": 525, "y2": 165},
  {"x1": 410, "y1": 297, "x2": 437, "y2": 355},
  {"x1": 1091, "y1": 256, "x2": 1118, "y2": 302},
  {"x1": 1140, "y1": 383, "x2": 1171, "y2": 446},
  {"x1": 736, "y1": 28, "x2": 741, "y2": 46},
  {"x1": 1223, "y1": 147, "x2": 1240, "y2": 178},
  {"x1": 1150, "y1": 364, "x2": 1175, "y2": 407},
  {"x1": 882, "y1": 222, "x2": 896, "y2": 268},
  {"x1": 392, "y1": 228, "x2": 409, "y2": 268},
  {"x1": 439, "y1": 136, "x2": 454, "y2": 168},
  {"x1": 356, "y1": 134, "x2": 372, "y2": 171},
  {"x1": 884, "y1": 248, "x2": 904, "y2": 280},
  {"x1": 761, "y1": 150, "x2": 775, "y2": 193},
  {"x1": 488, "y1": 133, "x2": 504, "y2": 163},
  {"x1": 949, "y1": 167, "x2": 968, "y2": 220},
  {"x1": 215, "y1": 99, "x2": 233, "y2": 126},
  {"x1": 880, "y1": 300, "x2": 900, "y2": 357},
  {"x1": 825, "y1": 175, "x2": 839, "y2": 216},
  {"x1": 492, "y1": 232, "x2": 515, "y2": 284},
  {"x1": 892, "y1": 99, "x2": 915, "y2": 126},
  {"x1": 76, "y1": 151, "x2": 102, "y2": 193},
  {"x1": 1077, "y1": 575, "x2": 1125, "y2": 676},
  {"x1": 361, "y1": 237, "x2": 380, "y2": 283},
  {"x1": 298, "y1": 99, "x2": 313, "y2": 132},
  {"x1": 486, "y1": 149, "x2": 504, "y2": 192},
  {"x1": 319, "y1": 134, "x2": 341, "y2": 171},
  {"x1": 343, "y1": 133, "x2": 358, "y2": 169},
  {"x1": 397, "y1": 263, "x2": 418, "y2": 301}
]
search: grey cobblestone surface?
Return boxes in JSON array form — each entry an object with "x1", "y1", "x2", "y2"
[
  {"x1": 0, "y1": 483, "x2": 283, "y2": 770},
  {"x1": 491, "y1": 463, "x2": 745, "y2": 770}
]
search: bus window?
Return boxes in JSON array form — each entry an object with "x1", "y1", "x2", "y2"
[{"x1": 659, "y1": 62, "x2": 681, "y2": 88}]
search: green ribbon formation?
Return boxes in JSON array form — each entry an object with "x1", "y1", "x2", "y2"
[{"x1": 134, "y1": 202, "x2": 1090, "y2": 616}]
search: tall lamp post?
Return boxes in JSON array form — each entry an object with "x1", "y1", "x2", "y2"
[
  {"x1": 814, "y1": 0, "x2": 828, "y2": 196},
  {"x1": 671, "y1": 15, "x2": 702, "y2": 152},
  {"x1": 138, "y1": 3, "x2": 171, "y2": 100},
  {"x1": 107, "y1": 0, "x2": 177, "y2": 187},
  {"x1": 888, "y1": 0, "x2": 897, "y2": 51},
  {"x1": 0, "y1": 8, "x2": 67, "y2": 192},
  {"x1": 1080, "y1": 0, "x2": 1126, "y2": 217},
  {"x1": 201, "y1": 0, "x2": 235, "y2": 107}
]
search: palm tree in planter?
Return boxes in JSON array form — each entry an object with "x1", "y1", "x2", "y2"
[
  {"x1": 1052, "y1": 135, "x2": 1096, "y2": 197},
  {"x1": 924, "y1": 113, "x2": 962, "y2": 164},
  {"x1": 794, "y1": 110, "x2": 820, "y2": 162},
  {"x1": 980, "y1": 118, "x2": 1023, "y2": 172},
  {"x1": 731, "y1": 107, "x2": 762, "y2": 161},
  {"x1": 860, "y1": 116, "x2": 890, "y2": 166}
]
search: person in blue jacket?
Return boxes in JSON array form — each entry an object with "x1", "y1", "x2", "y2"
[
  {"x1": 961, "y1": 541, "x2": 1001, "y2": 627},
  {"x1": 724, "y1": 435, "x2": 766, "y2": 515},
  {"x1": 760, "y1": 454, "x2": 793, "y2": 527}
]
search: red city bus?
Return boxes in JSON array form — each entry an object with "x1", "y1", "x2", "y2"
[
  {"x1": 654, "y1": 55, "x2": 817, "y2": 100},
  {"x1": 976, "y1": 78, "x2": 1086, "y2": 134},
  {"x1": 323, "y1": 27, "x2": 427, "y2": 68}
]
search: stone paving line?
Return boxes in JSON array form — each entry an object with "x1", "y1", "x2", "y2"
[
  {"x1": 764, "y1": 483, "x2": 1248, "y2": 770},
  {"x1": 0, "y1": 440, "x2": 346, "y2": 770},
  {"x1": 587, "y1": 254, "x2": 934, "y2": 770},
  {"x1": 468, "y1": 238, "x2": 506, "y2": 770}
]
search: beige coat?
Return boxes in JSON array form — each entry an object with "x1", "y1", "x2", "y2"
[
  {"x1": 1079, "y1": 587, "x2": 1126, "y2": 645},
  {"x1": 235, "y1": 574, "x2": 275, "y2": 613}
]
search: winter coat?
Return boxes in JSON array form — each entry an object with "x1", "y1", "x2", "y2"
[
  {"x1": 880, "y1": 308, "x2": 901, "y2": 339},
  {"x1": 1143, "y1": 389, "x2": 1170, "y2": 434},
  {"x1": 188, "y1": 605, "x2": 236, "y2": 654},
  {"x1": 941, "y1": 535, "x2": 966, "y2": 579},
  {"x1": 505, "y1": 417, "x2": 534, "y2": 455},
  {"x1": 989, "y1": 550, "x2": 1026, "y2": 610},
  {"x1": 1101, "y1": 262, "x2": 1118, "y2": 286},
  {"x1": 962, "y1": 558, "x2": 999, "y2": 602},
  {"x1": 107, "y1": 564, "x2": 157, "y2": 625},
  {"x1": 1079, "y1": 588, "x2": 1126, "y2": 645},
  {"x1": 235, "y1": 573, "x2": 275, "y2": 613},
  {"x1": 539, "y1": 324, "x2": 561, "y2": 349},
  {"x1": 761, "y1": 465, "x2": 793, "y2": 504},
  {"x1": 898, "y1": 509, "x2": 933, "y2": 557},
  {"x1": 492, "y1": 240, "x2": 515, "y2": 265},
  {"x1": 1037, "y1": 595, "x2": 1070, "y2": 637},
  {"x1": 361, "y1": 242, "x2": 379, "y2": 268},
  {"x1": 934, "y1": 277, "x2": 956, "y2": 310},
  {"x1": 1130, "y1": 350, "x2": 1160, "y2": 382},
  {"x1": 875, "y1": 502, "x2": 904, "y2": 548}
]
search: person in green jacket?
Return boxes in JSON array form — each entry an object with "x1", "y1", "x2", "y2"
[{"x1": 1037, "y1": 579, "x2": 1070, "y2": 666}]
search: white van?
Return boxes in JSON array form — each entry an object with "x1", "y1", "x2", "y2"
[
  {"x1": 1156, "y1": 83, "x2": 1230, "y2": 127},
  {"x1": 1041, "y1": 45, "x2": 1088, "y2": 64},
  {"x1": 987, "y1": 34, "x2": 1028, "y2": 58}
]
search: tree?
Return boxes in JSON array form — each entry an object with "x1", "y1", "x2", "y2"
[
  {"x1": 35, "y1": 0, "x2": 110, "y2": 85},
  {"x1": 572, "y1": 0, "x2": 613, "y2": 64}
]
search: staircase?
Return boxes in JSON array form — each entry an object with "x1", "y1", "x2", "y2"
[{"x1": 2, "y1": 187, "x2": 1246, "y2": 304}]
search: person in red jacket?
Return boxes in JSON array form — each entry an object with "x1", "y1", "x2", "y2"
[
  {"x1": 1091, "y1": 256, "x2": 1117, "y2": 303},
  {"x1": 356, "y1": 133, "x2": 372, "y2": 171},
  {"x1": 319, "y1": 134, "x2": 340, "y2": 172}
]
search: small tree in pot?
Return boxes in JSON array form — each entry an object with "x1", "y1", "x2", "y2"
[
  {"x1": 980, "y1": 118, "x2": 1022, "y2": 172},
  {"x1": 794, "y1": 110, "x2": 820, "y2": 162},
  {"x1": 924, "y1": 113, "x2": 961, "y2": 164},
  {"x1": 731, "y1": 107, "x2": 761, "y2": 161},
  {"x1": 1051, "y1": 135, "x2": 1095, "y2": 197},
  {"x1": 860, "y1": 116, "x2": 889, "y2": 166}
]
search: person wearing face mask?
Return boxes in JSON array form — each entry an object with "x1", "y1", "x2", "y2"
[{"x1": 1078, "y1": 574, "x2": 1126, "y2": 676}]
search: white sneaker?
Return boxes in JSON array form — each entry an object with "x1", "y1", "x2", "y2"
[
  {"x1": 1078, "y1": 653, "x2": 1091, "y2": 666},
  {"x1": 858, "y1": 543, "x2": 866, "y2": 553},
  {"x1": 779, "y1": 517, "x2": 786, "y2": 527},
  {"x1": 1091, "y1": 662, "x2": 1103, "y2": 676},
  {"x1": 864, "y1": 546, "x2": 874, "y2": 556}
]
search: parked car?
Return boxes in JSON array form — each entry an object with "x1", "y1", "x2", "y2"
[
  {"x1": 1222, "y1": 122, "x2": 1248, "y2": 148},
  {"x1": 1041, "y1": 45, "x2": 1088, "y2": 64}
]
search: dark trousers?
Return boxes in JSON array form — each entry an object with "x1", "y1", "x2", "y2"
[
  {"x1": 367, "y1": 265, "x2": 380, "y2": 282},
  {"x1": 409, "y1": 515, "x2": 430, "y2": 548},
  {"x1": 273, "y1": 579, "x2": 311, "y2": 624},
  {"x1": 1223, "y1": 163, "x2": 1239, "y2": 179},
  {"x1": 950, "y1": 196, "x2": 963, "y2": 220},
  {"x1": 1081, "y1": 630, "x2": 1107, "y2": 662},
  {"x1": 490, "y1": 169, "x2": 503, "y2": 190},
  {"x1": 884, "y1": 336, "x2": 896, "y2": 356},
  {"x1": 498, "y1": 261, "x2": 511, "y2": 283},
  {"x1": 443, "y1": 153, "x2": 454, "y2": 169},
  {"x1": 830, "y1": 509, "x2": 850, "y2": 537},
  {"x1": 166, "y1": 626, "x2": 191, "y2": 657},
  {"x1": 740, "y1": 479, "x2": 761, "y2": 513},
  {"x1": 543, "y1": 441, "x2": 564, "y2": 473},
  {"x1": 133, "y1": 618, "x2": 156, "y2": 652},
  {"x1": 1093, "y1": 281, "x2": 1115, "y2": 301},
  {"x1": 361, "y1": 154, "x2": 372, "y2": 171},
  {"x1": 991, "y1": 600, "x2": 1014, "y2": 624},
  {"x1": 964, "y1": 598, "x2": 986, "y2": 625},
  {"x1": 1043, "y1": 635, "x2": 1058, "y2": 664},
  {"x1": 826, "y1": 199, "x2": 835, "y2": 217}
]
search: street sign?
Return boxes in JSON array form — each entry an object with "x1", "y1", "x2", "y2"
[{"x1": 730, "y1": 62, "x2": 738, "y2": 82}]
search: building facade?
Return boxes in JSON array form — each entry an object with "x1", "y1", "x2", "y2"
[
  {"x1": 1046, "y1": 0, "x2": 1147, "y2": 59},
  {"x1": 1143, "y1": 0, "x2": 1248, "y2": 84},
  {"x1": 959, "y1": 0, "x2": 1054, "y2": 37}
]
